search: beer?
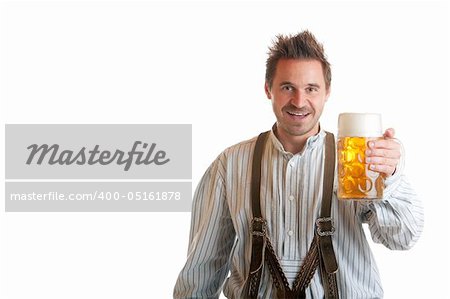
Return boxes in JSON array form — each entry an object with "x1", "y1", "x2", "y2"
[{"x1": 337, "y1": 113, "x2": 384, "y2": 200}]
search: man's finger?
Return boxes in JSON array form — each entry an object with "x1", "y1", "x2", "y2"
[
  {"x1": 368, "y1": 163, "x2": 396, "y2": 177},
  {"x1": 366, "y1": 148, "x2": 401, "y2": 159},
  {"x1": 366, "y1": 156, "x2": 399, "y2": 167},
  {"x1": 368, "y1": 139, "x2": 401, "y2": 151},
  {"x1": 383, "y1": 128, "x2": 395, "y2": 139}
]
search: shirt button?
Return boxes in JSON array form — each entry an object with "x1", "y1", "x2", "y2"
[
  {"x1": 289, "y1": 195, "x2": 294, "y2": 201},
  {"x1": 288, "y1": 230, "x2": 294, "y2": 236}
]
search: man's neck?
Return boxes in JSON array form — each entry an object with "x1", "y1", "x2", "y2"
[{"x1": 274, "y1": 124, "x2": 320, "y2": 155}]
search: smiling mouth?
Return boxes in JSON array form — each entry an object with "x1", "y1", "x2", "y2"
[{"x1": 286, "y1": 111, "x2": 311, "y2": 118}]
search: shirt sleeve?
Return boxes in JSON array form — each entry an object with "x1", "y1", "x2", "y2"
[
  {"x1": 357, "y1": 171, "x2": 424, "y2": 250},
  {"x1": 173, "y1": 153, "x2": 236, "y2": 299}
]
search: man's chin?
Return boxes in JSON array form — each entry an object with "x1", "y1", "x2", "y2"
[{"x1": 280, "y1": 123, "x2": 318, "y2": 138}]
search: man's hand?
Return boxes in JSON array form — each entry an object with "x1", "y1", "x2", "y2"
[{"x1": 365, "y1": 128, "x2": 401, "y2": 177}]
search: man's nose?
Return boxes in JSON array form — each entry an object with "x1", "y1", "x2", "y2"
[{"x1": 290, "y1": 90, "x2": 306, "y2": 107}]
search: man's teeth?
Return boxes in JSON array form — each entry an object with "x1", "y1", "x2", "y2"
[{"x1": 288, "y1": 111, "x2": 308, "y2": 116}]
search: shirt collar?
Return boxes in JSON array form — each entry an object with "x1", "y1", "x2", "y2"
[{"x1": 269, "y1": 123, "x2": 326, "y2": 156}]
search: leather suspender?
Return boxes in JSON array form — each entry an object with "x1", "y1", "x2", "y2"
[
  {"x1": 246, "y1": 131, "x2": 270, "y2": 297},
  {"x1": 318, "y1": 132, "x2": 339, "y2": 299},
  {"x1": 245, "y1": 131, "x2": 339, "y2": 299}
]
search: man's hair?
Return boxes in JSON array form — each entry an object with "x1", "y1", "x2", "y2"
[{"x1": 265, "y1": 30, "x2": 331, "y2": 90}]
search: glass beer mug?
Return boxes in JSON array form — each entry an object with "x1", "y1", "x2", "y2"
[{"x1": 337, "y1": 113, "x2": 384, "y2": 200}]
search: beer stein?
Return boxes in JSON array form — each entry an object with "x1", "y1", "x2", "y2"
[{"x1": 337, "y1": 113, "x2": 384, "y2": 200}]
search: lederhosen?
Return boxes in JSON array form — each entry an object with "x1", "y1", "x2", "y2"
[{"x1": 244, "y1": 131, "x2": 339, "y2": 299}]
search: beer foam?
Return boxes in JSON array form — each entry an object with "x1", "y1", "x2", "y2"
[{"x1": 338, "y1": 113, "x2": 383, "y2": 137}]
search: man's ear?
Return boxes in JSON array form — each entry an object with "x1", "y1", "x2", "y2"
[{"x1": 264, "y1": 82, "x2": 272, "y2": 99}]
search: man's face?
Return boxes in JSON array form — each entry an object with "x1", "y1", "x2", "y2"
[{"x1": 265, "y1": 59, "x2": 330, "y2": 142}]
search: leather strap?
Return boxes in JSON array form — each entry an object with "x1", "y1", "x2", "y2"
[
  {"x1": 246, "y1": 131, "x2": 270, "y2": 298},
  {"x1": 265, "y1": 233, "x2": 319, "y2": 298},
  {"x1": 318, "y1": 132, "x2": 339, "y2": 299},
  {"x1": 245, "y1": 130, "x2": 339, "y2": 299},
  {"x1": 251, "y1": 131, "x2": 269, "y2": 219}
]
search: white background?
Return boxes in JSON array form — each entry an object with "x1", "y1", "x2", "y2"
[{"x1": 1, "y1": 1, "x2": 449, "y2": 298}]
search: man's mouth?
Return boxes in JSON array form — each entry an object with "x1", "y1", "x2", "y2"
[{"x1": 286, "y1": 111, "x2": 311, "y2": 118}]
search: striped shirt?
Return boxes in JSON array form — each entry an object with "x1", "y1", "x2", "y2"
[{"x1": 174, "y1": 127, "x2": 424, "y2": 299}]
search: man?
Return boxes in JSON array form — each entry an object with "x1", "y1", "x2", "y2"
[{"x1": 174, "y1": 31, "x2": 423, "y2": 298}]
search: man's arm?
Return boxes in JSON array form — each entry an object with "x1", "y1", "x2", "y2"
[
  {"x1": 358, "y1": 128, "x2": 424, "y2": 249},
  {"x1": 358, "y1": 175, "x2": 424, "y2": 249},
  {"x1": 174, "y1": 153, "x2": 236, "y2": 298}
]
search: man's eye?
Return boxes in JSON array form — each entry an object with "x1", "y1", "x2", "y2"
[
  {"x1": 282, "y1": 86, "x2": 293, "y2": 91},
  {"x1": 306, "y1": 87, "x2": 318, "y2": 93}
]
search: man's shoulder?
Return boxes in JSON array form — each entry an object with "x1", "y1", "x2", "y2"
[{"x1": 222, "y1": 134, "x2": 259, "y2": 156}]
